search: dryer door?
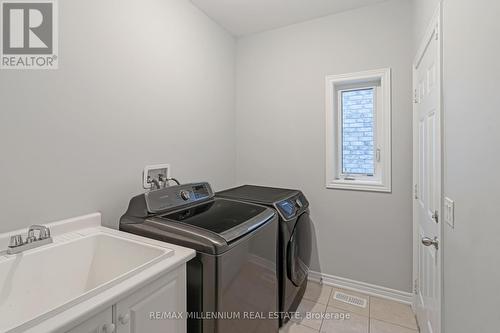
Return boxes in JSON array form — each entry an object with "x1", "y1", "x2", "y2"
[{"x1": 287, "y1": 212, "x2": 312, "y2": 287}]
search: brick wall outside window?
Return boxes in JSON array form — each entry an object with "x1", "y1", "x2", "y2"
[{"x1": 341, "y1": 89, "x2": 374, "y2": 175}]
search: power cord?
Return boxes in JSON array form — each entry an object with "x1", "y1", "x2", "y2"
[
  {"x1": 166, "y1": 177, "x2": 180, "y2": 186},
  {"x1": 157, "y1": 174, "x2": 181, "y2": 187}
]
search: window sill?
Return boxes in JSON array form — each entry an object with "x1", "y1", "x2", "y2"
[{"x1": 326, "y1": 179, "x2": 391, "y2": 193}]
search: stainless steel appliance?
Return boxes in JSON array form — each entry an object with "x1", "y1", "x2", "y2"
[
  {"x1": 217, "y1": 185, "x2": 312, "y2": 326},
  {"x1": 120, "y1": 182, "x2": 279, "y2": 333}
]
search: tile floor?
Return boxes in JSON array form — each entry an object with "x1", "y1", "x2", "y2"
[{"x1": 279, "y1": 281, "x2": 419, "y2": 333}]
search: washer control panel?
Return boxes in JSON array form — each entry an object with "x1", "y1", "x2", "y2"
[{"x1": 145, "y1": 182, "x2": 213, "y2": 213}]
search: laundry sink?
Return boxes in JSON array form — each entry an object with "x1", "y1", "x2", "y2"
[{"x1": 0, "y1": 233, "x2": 173, "y2": 332}]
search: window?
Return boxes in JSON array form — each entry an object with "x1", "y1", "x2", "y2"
[{"x1": 325, "y1": 68, "x2": 391, "y2": 192}]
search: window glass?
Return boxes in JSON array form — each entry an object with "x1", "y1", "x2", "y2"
[{"x1": 341, "y1": 88, "x2": 375, "y2": 175}]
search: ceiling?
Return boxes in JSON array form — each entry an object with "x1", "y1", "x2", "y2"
[{"x1": 191, "y1": 0, "x2": 389, "y2": 36}]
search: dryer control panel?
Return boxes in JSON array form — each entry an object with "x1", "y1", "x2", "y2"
[{"x1": 275, "y1": 194, "x2": 308, "y2": 220}]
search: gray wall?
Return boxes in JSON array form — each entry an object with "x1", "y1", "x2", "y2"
[
  {"x1": 412, "y1": 0, "x2": 500, "y2": 332},
  {"x1": 235, "y1": 0, "x2": 413, "y2": 292},
  {"x1": 0, "y1": 0, "x2": 236, "y2": 232}
]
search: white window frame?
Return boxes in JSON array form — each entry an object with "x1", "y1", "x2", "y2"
[{"x1": 325, "y1": 68, "x2": 391, "y2": 192}]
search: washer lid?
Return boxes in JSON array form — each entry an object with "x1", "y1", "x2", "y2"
[{"x1": 160, "y1": 198, "x2": 275, "y2": 242}]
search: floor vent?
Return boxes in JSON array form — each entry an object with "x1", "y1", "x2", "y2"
[{"x1": 333, "y1": 291, "x2": 367, "y2": 308}]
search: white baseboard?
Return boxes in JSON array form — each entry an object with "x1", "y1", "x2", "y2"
[{"x1": 308, "y1": 270, "x2": 414, "y2": 305}]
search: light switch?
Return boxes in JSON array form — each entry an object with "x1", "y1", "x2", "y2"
[{"x1": 444, "y1": 197, "x2": 454, "y2": 228}]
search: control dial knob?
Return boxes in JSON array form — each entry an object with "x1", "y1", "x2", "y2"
[
  {"x1": 180, "y1": 190, "x2": 191, "y2": 201},
  {"x1": 295, "y1": 198, "x2": 303, "y2": 208}
]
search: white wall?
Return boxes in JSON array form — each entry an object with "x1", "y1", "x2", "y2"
[
  {"x1": 413, "y1": 0, "x2": 500, "y2": 332},
  {"x1": 236, "y1": 0, "x2": 413, "y2": 292},
  {"x1": 0, "y1": 0, "x2": 236, "y2": 232}
]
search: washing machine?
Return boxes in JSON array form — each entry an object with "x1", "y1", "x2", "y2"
[
  {"x1": 217, "y1": 185, "x2": 312, "y2": 326},
  {"x1": 120, "y1": 182, "x2": 279, "y2": 333}
]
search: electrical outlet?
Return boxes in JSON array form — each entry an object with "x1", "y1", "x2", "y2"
[
  {"x1": 143, "y1": 164, "x2": 170, "y2": 189},
  {"x1": 444, "y1": 197, "x2": 455, "y2": 228}
]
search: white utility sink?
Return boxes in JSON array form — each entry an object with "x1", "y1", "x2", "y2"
[{"x1": 0, "y1": 232, "x2": 173, "y2": 332}]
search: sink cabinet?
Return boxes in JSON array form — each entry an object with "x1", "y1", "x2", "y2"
[
  {"x1": 115, "y1": 265, "x2": 186, "y2": 333},
  {"x1": 67, "y1": 266, "x2": 186, "y2": 333},
  {"x1": 66, "y1": 308, "x2": 113, "y2": 333}
]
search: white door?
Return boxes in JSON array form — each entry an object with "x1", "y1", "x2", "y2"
[
  {"x1": 66, "y1": 307, "x2": 114, "y2": 333},
  {"x1": 413, "y1": 5, "x2": 442, "y2": 333},
  {"x1": 115, "y1": 267, "x2": 186, "y2": 333}
]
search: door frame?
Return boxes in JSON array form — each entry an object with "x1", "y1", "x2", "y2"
[{"x1": 412, "y1": 2, "x2": 443, "y2": 332}]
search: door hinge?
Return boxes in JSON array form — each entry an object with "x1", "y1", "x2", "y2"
[
  {"x1": 435, "y1": 24, "x2": 439, "y2": 40},
  {"x1": 432, "y1": 210, "x2": 439, "y2": 223},
  {"x1": 413, "y1": 89, "x2": 419, "y2": 104},
  {"x1": 414, "y1": 184, "x2": 418, "y2": 199},
  {"x1": 414, "y1": 279, "x2": 419, "y2": 294}
]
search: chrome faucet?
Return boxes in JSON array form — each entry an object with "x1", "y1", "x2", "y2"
[{"x1": 6, "y1": 225, "x2": 53, "y2": 255}]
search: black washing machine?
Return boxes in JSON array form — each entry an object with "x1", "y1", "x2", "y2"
[
  {"x1": 120, "y1": 183, "x2": 279, "y2": 333},
  {"x1": 217, "y1": 185, "x2": 312, "y2": 326}
]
